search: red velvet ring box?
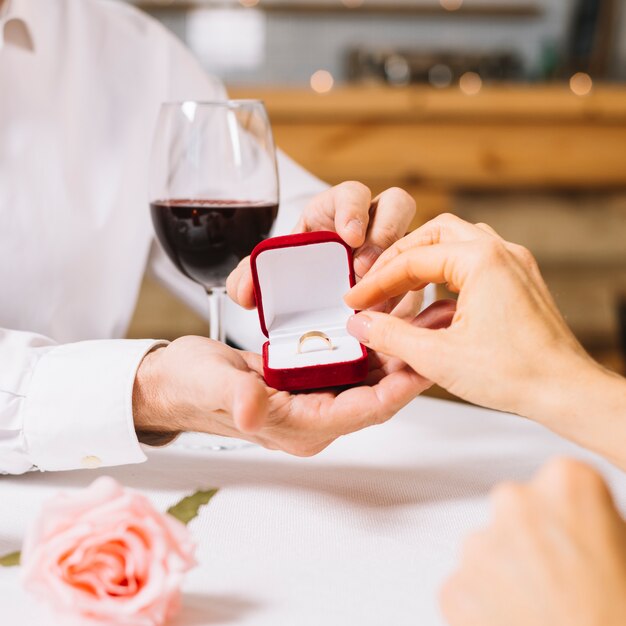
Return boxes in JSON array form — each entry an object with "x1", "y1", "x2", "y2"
[{"x1": 250, "y1": 231, "x2": 369, "y2": 392}]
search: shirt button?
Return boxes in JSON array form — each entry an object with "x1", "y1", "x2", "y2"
[{"x1": 81, "y1": 455, "x2": 102, "y2": 469}]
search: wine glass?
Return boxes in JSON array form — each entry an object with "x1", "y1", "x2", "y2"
[
  {"x1": 149, "y1": 100, "x2": 279, "y2": 451},
  {"x1": 149, "y1": 100, "x2": 279, "y2": 343}
]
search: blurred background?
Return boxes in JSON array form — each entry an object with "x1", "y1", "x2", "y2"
[{"x1": 123, "y1": 0, "x2": 626, "y2": 395}]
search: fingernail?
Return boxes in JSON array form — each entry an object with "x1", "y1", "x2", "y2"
[
  {"x1": 347, "y1": 313, "x2": 372, "y2": 343},
  {"x1": 346, "y1": 218, "x2": 364, "y2": 238}
]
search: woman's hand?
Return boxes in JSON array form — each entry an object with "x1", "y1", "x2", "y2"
[
  {"x1": 441, "y1": 458, "x2": 626, "y2": 626},
  {"x1": 344, "y1": 214, "x2": 626, "y2": 468},
  {"x1": 226, "y1": 182, "x2": 419, "y2": 313}
]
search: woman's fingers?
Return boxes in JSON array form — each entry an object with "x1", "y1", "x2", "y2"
[
  {"x1": 368, "y1": 213, "x2": 496, "y2": 274},
  {"x1": 346, "y1": 234, "x2": 512, "y2": 310},
  {"x1": 346, "y1": 241, "x2": 475, "y2": 310},
  {"x1": 347, "y1": 310, "x2": 445, "y2": 380}
]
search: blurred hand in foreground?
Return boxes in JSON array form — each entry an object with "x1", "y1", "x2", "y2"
[
  {"x1": 345, "y1": 213, "x2": 626, "y2": 469},
  {"x1": 441, "y1": 458, "x2": 626, "y2": 626}
]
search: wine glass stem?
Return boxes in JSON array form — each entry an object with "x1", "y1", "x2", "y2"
[{"x1": 207, "y1": 286, "x2": 226, "y2": 343}]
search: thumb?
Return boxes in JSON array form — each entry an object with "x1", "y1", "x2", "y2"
[
  {"x1": 347, "y1": 311, "x2": 445, "y2": 378},
  {"x1": 225, "y1": 257, "x2": 256, "y2": 309},
  {"x1": 224, "y1": 370, "x2": 269, "y2": 434}
]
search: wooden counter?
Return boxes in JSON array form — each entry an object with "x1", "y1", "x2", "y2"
[{"x1": 230, "y1": 85, "x2": 626, "y2": 221}]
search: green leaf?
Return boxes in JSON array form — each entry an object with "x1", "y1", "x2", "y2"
[
  {"x1": 167, "y1": 488, "x2": 218, "y2": 525},
  {"x1": 0, "y1": 551, "x2": 21, "y2": 567}
]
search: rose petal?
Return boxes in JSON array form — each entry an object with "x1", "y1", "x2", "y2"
[{"x1": 21, "y1": 477, "x2": 196, "y2": 626}]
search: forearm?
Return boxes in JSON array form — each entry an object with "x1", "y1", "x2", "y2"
[
  {"x1": 530, "y1": 356, "x2": 626, "y2": 471},
  {"x1": 132, "y1": 345, "x2": 182, "y2": 445}
]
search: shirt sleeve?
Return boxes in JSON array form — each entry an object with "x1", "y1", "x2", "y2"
[{"x1": 0, "y1": 327, "x2": 165, "y2": 474}]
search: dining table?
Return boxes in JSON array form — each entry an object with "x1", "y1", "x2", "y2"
[{"x1": 1, "y1": 395, "x2": 625, "y2": 625}]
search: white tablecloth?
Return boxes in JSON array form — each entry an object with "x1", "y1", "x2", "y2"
[{"x1": 1, "y1": 397, "x2": 625, "y2": 625}]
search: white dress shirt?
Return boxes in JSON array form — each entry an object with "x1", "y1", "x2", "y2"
[{"x1": 0, "y1": 0, "x2": 327, "y2": 474}]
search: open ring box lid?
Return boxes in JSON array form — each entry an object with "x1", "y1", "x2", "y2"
[{"x1": 250, "y1": 231, "x2": 368, "y2": 391}]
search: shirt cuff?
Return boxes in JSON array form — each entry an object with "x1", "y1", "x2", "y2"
[{"x1": 22, "y1": 339, "x2": 167, "y2": 471}]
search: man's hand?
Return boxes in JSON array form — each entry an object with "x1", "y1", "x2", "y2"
[
  {"x1": 440, "y1": 458, "x2": 626, "y2": 626},
  {"x1": 226, "y1": 182, "x2": 417, "y2": 311},
  {"x1": 132, "y1": 300, "x2": 454, "y2": 455}
]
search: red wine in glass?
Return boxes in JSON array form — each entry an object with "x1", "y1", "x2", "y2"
[
  {"x1": 149, "y1": 100, "x2": 280, "y2": 345},
  {"x1": 150, "y1": 199, "x2": 278, "y2": 287}
]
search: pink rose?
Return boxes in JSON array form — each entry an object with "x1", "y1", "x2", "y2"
[{"x1": 21, "y1": 476, "x2": 196, "y2": 626}]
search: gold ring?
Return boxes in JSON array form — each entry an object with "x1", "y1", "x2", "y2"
[{"x1": 297, "y1": 331, "x2": 333, "y2": 354}]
